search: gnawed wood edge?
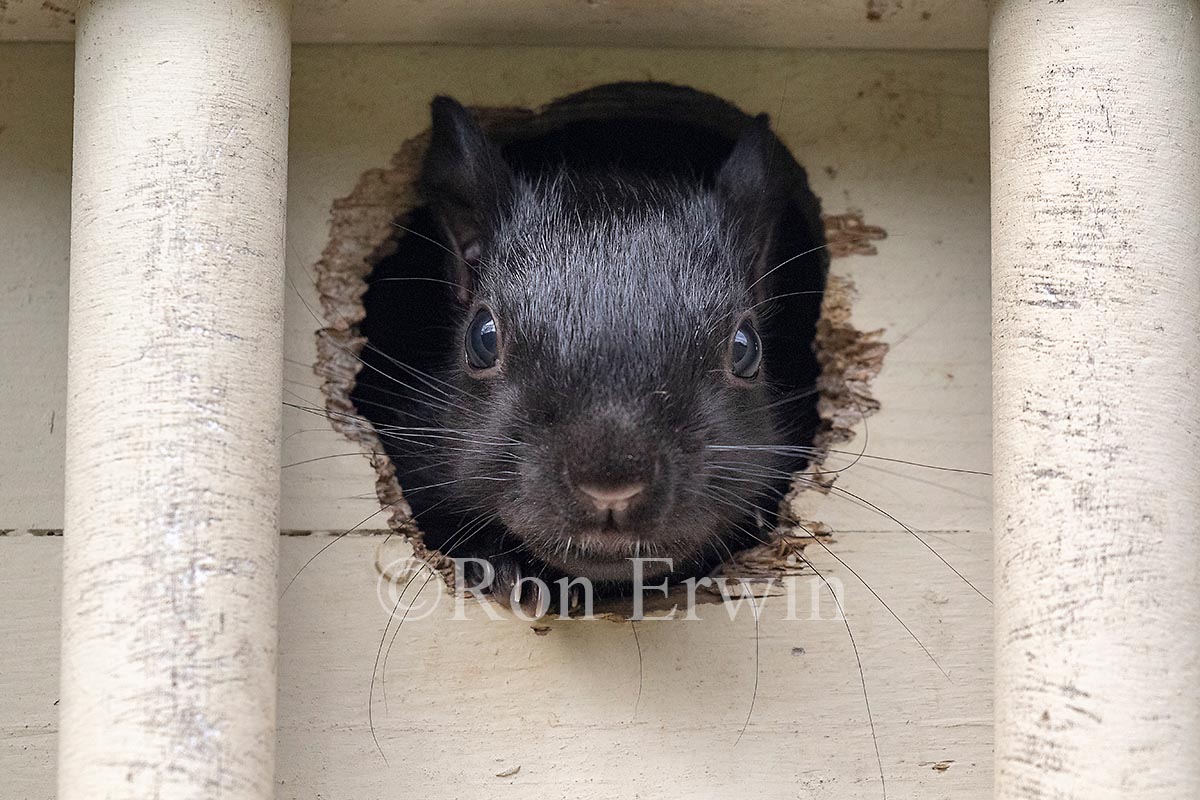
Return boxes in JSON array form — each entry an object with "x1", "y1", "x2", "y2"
[{"x1": 312, "y1": 108, "x2": 888, "y2": 591}]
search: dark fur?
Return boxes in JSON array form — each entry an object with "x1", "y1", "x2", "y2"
[{"x1": 353, "y1": 83, "x2": 828, "y2": 602}]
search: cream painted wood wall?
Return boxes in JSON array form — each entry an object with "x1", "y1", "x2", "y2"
[{"x1": 1, "y1": 43, "x2": 991, "y2": 799}]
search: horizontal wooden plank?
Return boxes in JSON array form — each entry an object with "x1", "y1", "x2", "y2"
[
  {"x1": 2, "y1": 527, "x2": 991, "y2": 799},
  {"x1": 2, "y1": 1, "x2": 987, "y2": 50}
]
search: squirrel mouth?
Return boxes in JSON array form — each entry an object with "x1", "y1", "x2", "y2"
[
  {"x1": 565, "y1": 527, "x2": 666, "y2": 563},
  {"x1": 539, "y1": 534, "x2": 678, "y2": 583},
  {"x1": 575, "y1": 528, "x2": 641, "y2": 551}
]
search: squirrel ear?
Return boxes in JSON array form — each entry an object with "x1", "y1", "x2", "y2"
[
  {"x1": 420, "y1": 97, "x2": 515, "y2": 302},
  {"x1": 717, "y1": 114, "x2": 787, "y2": 297},
  {"x1": 717, "y1": 114, "x2": 776, "y2": 202}
]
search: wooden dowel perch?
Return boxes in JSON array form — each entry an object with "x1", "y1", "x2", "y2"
[
  {"x1": 991, "y1": 2, "x2": 1200, "y2": 797},
  {"x1": 59, "y1": 1, "x2": 291, "y2": 797}
]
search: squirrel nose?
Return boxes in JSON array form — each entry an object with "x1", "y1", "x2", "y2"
[{"x1": 577, "y1": 482, "x2": 645, "y2": 513}]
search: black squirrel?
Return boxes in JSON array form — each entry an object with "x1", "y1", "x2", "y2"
[{"x1": 353, "y1": 83, "x2": 828, "y2": 610}]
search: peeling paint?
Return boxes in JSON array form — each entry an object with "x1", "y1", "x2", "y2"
[{"x1": 822, "y1": 210, "x2": 887, "y2": 257}]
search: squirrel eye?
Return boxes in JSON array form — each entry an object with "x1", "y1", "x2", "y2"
[
  {"x1": 730, "y1": 319, "x2": 762, "y2": 380},
  {"x1": 465, "y1": 308, "x2": 499, "y2": 370}
]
